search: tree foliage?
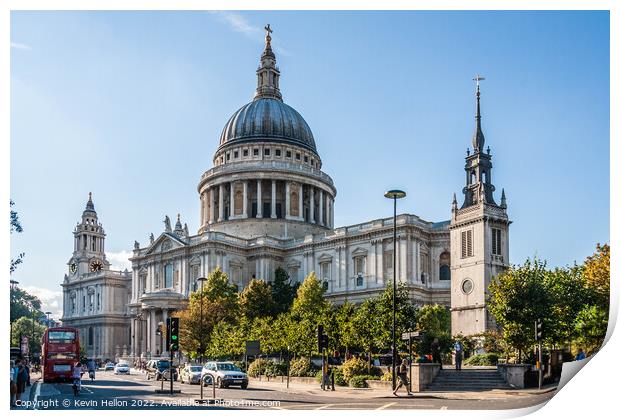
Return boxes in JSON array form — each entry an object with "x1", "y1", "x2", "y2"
[
  {"x1": 272, "y1": 267, "x2": 297, "y2": 314},
  {"x1": 239, "y1": 279, "x2": 276, "y2": 320},
  {"x1": 11, "y1": 316, "x2": 46, "y2": 355},
  {"x1": 10, "y1": 200, "x2": 25, "y2": 274}
]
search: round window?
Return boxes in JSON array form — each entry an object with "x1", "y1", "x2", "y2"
[{"x1": 461, "y1": 278, "x2": 474, "y2": 294}]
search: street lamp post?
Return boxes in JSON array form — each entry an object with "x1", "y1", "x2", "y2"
[
  {"x1": 384, "y1": 189, "x2": 406, "y2": 391},
  {"x1": 196, "y1": 277, "x2": 207, "y2": 364},
  {"x1": 45, "y1": 311, "x2": 52, "y2": 327}
]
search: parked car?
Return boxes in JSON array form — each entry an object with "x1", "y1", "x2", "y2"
[
  {"x1": 180, "y1": 365, "x2": 203, "y2": 384},
  {"x1": 104, "y1": 362, "x2": 115, "y2": 371},
  {"x1": 145, "y1": 359, "x2": 178, "y2": 381},
  {"x1": 201, "y1": 361, "x2": 248, "y2": 389},
  {"x1": 114, "y1": 362, "x2": 131, "y2": 375}
]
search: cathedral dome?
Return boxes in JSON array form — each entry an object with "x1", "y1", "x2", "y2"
[{"x1": 218, "y1": 98, "x2": 317, "y2": 154}]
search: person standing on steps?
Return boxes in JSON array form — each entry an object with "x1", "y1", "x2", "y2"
[
  {"x1": 392, "y1": 359, "x2": 412, "y2": 397},
  {"x1": 431, "y1": 338, "x2": 442, "y2": 370},
  {"x1": 454, "y1": 340, "x2": 463, "y2": 371}
]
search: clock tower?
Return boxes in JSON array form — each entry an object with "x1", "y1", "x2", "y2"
[
  {"x1": 449, "y1": 77, "x2": 511, "y2": 336},
  {"x1": 67, "y1": 192, "x2": 110, "y2": 278},
  {"x1": 61, "y1": 193, "x2": 131, "y2": 362}
]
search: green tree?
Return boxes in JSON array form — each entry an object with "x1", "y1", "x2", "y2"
[
  {"x1": 373, "y1": 283, "x2": 418, "y2": 353},
  {"x1": 287, "y1": 272, "x2": 329, "y2": 356},
  {"x1": 488, "y1": 258, "x2": 552, "y2": 357},
  {"x1": 11, "y1": 316, "x2": 46, "y2": 355},
  {"x1": 575, "y1": 304, "x2": 608, "y2": 354},
  {"x1": 545, "y1": 265, "x2": 588, "y2": 345},
  {"x1": 415, "y1": 304, "x2": 451, "y2": 356},
  {"x1": 272, "y1": 267, "x2": 297, "y2": 313},
  {"x1": 332, "y1": 301, "x2": 356, "y2": 353},
  {"x1": 10, "y1": 287, "x2": 43, "y2": 324},
  {"x1": 291, "y1": 272, "x2": 328, "y2": 317},
  {"x1": 239, "y1": 279, "x2": 276, "y2": 320}
]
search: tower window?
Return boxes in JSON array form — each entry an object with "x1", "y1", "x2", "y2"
[
  {"x1": 275, "y1": 149, "x2": 281, "y2": 157},
  {"x1": 265, "y1": 148, "x2": 270, "y2": 156},
  {"x1": 286, "y1": 150, "x2": 292, "y2": 158},
  {"x1": 295, "y1": 153, "x2": 301, "y2": 160},
  {"x1": 461, "y1": 230, "x2": 473, "y2": 258},
  {"x1": 234, "y1": 151, "x2": 239, "y2": 159},
  {"x1": 492, "y1": 228, "x2": 502, "y2": 255},
  {"x1": 253, "y1": 148, "x2": 259, "y2": 156},
  {"x1": 226, "y1": 153, "x2": 230, "y2": 161},
  {"x1": 243, "y1": 149, "x2": 248, "y2": 157},
  {"x1": 304, "y1": 156, "x2": 308, "y2": 163}
]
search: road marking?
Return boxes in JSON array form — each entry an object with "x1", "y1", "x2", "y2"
[
  {"x1": 376, "y1": 402, "x2": 397, "y2": 410},
  {"x1": 315, "y1": 404, "x2": 334, "y2": 410},
  {"x1": 32, "y1": 381, "x2": 41, "y2": 410}
]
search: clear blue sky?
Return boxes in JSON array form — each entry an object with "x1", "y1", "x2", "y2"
[{"x1": 10, "y1": 11, "x2": 609, "y2": 317}]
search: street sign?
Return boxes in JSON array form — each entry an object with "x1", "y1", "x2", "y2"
[
  {"x1": 402, "y1": 331, "x2": 422, "y2": 340},
  {"x1": 245, "y1": 340, "x2": 260, "y2": 356}
]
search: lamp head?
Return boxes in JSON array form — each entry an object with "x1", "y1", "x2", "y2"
[{"x1": 384, "y1": 189, "x2": 406, "y2": 200}]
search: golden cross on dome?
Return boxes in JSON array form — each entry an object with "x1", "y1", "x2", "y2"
[
  {"x1": 265, "y1": 24, "x2": 272, "y2": 35},
  {"x1": 473, "y1": 74, "x2": 485, "y2": 88}
]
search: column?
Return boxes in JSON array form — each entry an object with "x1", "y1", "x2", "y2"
[
  {"x1": 242, "y1": 180, "x2": 248, "y2": 218},
  {"x1": 256, "y1": 180, "x2": 263, "y2": 218},
  {"x1": 298, "y1": 184, "x2": 304, "y2": 221},
  {"x1": 271, "y1": 180, "x2": 277, "y2": 218},
  {"x1": 218, "y1": 184, "x2": 224, "y2": 222},
  {"x1": 319, "y1": 190, "x2": 324, "y2": 225},
  {"x1": 400, "y1": 235, "x2": 407, "y2": 282},
  {"x1": 285, "y1": 181, "x2": 291, "y2": 219},
  {"x1": 334, "y1": 248, "x2": 340, "y2": 290},
  {"x1": 369, "y1": 241, "x2": 376, "y2": 285},
  {"x1": 200, "y1": 193, "x2": 205, "y2": 227},
  {"x1": 148, "y1": 309, "x2": 156, "y2": 357},
  {"x1": 309, "y1": 186, "x2": 315, "y2": 223},
  {"x1": 331, "y1": 197, "x2": 335, "y2": 227},
  {"x1": 209, "y1": 188, "x2": 215, "y2": 224}
]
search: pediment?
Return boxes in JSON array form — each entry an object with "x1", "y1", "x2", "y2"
[
  {"x1": 351, "y1": 247, "x2": 368, "y2": 257},
  {"x1": 144, "y1": 233, "x2": 187, "y2": 255},
  {"x1": 317, "y1": 253, "x2": 333, "y2": 262}
]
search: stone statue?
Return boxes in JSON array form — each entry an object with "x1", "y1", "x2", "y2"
[
  {"x1": 134, "y1": 240, "x2": 140, "y2": 250},
  {"x1": 150, "y1": 233, "x2": 155, "y2": 244},
  {"x1": 164, "y1": 215, "x2": 171, "y2": 232}
]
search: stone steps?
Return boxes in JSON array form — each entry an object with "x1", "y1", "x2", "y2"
[{"x1": 427, "y1": 368, "x2": 512, "y2": 392}]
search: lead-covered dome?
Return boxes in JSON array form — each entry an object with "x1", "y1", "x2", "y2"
[
  {"x1": 218, "y1": 98, "x2": 317, "y2": 153},
  {"x1": 216, "y1": 24, "x2": 318, "y2": 155}
]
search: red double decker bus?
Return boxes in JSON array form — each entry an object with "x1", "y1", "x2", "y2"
[{"x1": 42, "y1": 327, "x2": 80, "y2": 383}]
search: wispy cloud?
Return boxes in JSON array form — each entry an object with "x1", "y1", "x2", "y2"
[
  {"x1": 11, "y1": 41, "x2": 32, "y2": 51},
  {"x1": 107, "y1": 250, "x2": 133, "y2": 272},
  {"x1": 23, "y1": 286, "x2": 63, "y2": 321},
  {"x1": 207, "y1": 11, "x2": 290, "y2": 57}
]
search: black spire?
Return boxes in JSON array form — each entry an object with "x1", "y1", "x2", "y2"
[
  {"x1": 472, "y1": 75, "x2": 486, "y2": 152},
  {"x1": 84, "y1": 192, "x2": 96, "y2": 213}
]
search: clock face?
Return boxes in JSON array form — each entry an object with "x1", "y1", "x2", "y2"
[
  {"x1": 90, "y1": 260, "x2": 103, "y2": 273},
  {"x1": 69, "y1": 262, "x2": 77, "y2": 275}
]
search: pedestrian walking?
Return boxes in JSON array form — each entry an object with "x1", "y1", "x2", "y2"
[
  {"x1": 431, "y1": 338, "x2": 442, "y2": 370},
  {"x1": 454, "y1": 341, "x2": 463, "y2": 371},
  {"x1": 14, "y1": 359, "x2": 28, "y2": 403},
  {"x1": 393, "y1": 359, "x2": 412, "y2": 397},
  {"x1": 10, "y1": 360, "x2": 17, "y2": 408}
]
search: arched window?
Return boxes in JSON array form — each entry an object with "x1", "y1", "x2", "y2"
[
  {"x1": 88, "y1": 326, "x2": 93, "y2": 346},
  {"x1": 439, "y1": 251, "x2": 451, "y2": 280},
  {"x1": 164, "y1": 263, "x2": 173, "y2": 288}
]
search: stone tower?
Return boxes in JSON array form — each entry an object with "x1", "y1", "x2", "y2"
[{"x1": 449, "y1": 78, "x2": 510, "y2": 336}]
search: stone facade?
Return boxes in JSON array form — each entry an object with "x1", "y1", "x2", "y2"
[
  {"x1": 60, "y1": 194, "x2": 132, "y2": 362},
  {"x1": 62, "y1": 29, "x2": 511, "y2": 360}
]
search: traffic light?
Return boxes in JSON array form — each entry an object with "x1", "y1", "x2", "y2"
[
  {"x1": 535, "y1": 318, "x2": 543, "y2": 341},
  {"x1": 317, "y1": 324, "x2": 329, "y2": 352},
  {"x1": 167, "y1": 317, "x2": 180, "y2": 352}
]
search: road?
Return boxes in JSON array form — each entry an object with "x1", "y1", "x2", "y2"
[{"x1": 28, "y1": 370, "x2": 555, "y2": 410}]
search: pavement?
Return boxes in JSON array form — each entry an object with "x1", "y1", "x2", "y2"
[
  {"x1": 14, "y1": 368, "x2": 557, "y2": 410},
  {"x1": 11, "y1": 371, "x2": 42, "y2": 410}
]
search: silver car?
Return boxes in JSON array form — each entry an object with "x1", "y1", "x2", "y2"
[
  {"x1": 180, "y1": 365, "x2": 202, "y2": 384},
  {"x1": 114, "y1": 362, "x2": 130, "y2": 375},
  {"x1": 201, "y1": 361, "x2": 248, "y2": 389}
]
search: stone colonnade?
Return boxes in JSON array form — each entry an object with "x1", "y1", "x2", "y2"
[{"x1": 200, "y1": 179, "x2": 334, "y2": 228}]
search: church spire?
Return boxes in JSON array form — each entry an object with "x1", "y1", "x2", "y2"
[
  {"x1": 254, "y1": 24, "x2": 282, "y2": 101},
  {"x1": 472, "y1": 74, "x2": 486, "y2": 153}
]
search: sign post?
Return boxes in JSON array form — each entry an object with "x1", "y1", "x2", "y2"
[{"x1": 402, "y1": 331, "x2": 423, "y2": 392}]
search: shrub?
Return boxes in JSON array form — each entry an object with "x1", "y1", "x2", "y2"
[
  {"x1": 234, "y1": 361, "x2": 247, "y2": 372},
  {"x1": 289, "y1": 357, "x2": 315, "y2": 377},
  {"x1": 349, "y1": 375, "x2": 369, "y2": 388},
  {"x1": 341, "y1": 357, "x2": 369, "y2": 382},
  {"x1": 265, "y1": 361, "x2": 287, "y2": 377},
  {"x1": 380, "y1": 371, "x2": 392, "y2": 382},
  {"x1": 334, "y1": 368, "x2": 347, "y2": 386},
  {"x1": 464, "y1": 353, "x2": 500, "y2": 366},
  {"x1": 247, "y1": 358, "x2": 270, "y2": 377}
]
